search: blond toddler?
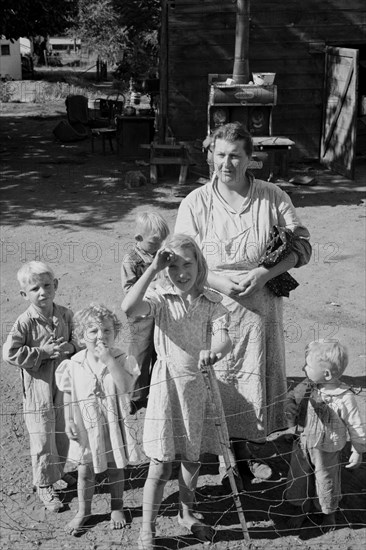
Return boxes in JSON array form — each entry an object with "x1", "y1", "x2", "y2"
[
  {"x1": 285, "y1": 339, "x2": 366, "y2": 532},
  {"x1": 56, "y1": 304, "x2": 140, "y2": 535}
]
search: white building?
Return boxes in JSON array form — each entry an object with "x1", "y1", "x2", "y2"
[
  {"x1": 0, "y1": 37, "x2": 22, "y2": 80},
  {"x1": 49, "y1": 37, "x2": 81, "y2": 53}
]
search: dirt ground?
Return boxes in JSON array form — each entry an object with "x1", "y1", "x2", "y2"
[{"x1": 0, "y1": 100, "x2": 365, "y2": 550}]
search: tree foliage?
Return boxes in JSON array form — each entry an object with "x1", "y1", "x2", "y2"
[
  {"x1": 0, "y1": 0, "x2": 161, "y2": 79},
  {"x1": 0, "y1": 0, "x2": 78, "y2": 39},
  {"x1": 70, "y1": 0, "x2": 161, "y2": 77},
  {"x1": 69, "y1": 0, "x2": 129, "y2": 64},
  {"x1": 116, "y1": 0, "x2": 161, "y2": 35}
]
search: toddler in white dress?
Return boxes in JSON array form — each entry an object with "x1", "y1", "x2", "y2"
[{"x1": 56, "y1": 304, "x2": 140, "y2": 536}]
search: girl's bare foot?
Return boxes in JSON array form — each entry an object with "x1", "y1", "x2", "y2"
[
  {"x1": 66, "y1": 512, "x2": 89, "y2": 536},
  {"x1": 177, "y1": 512, "x2": 215, "y2": 541},
  {"x1": 321, "y1": 512, "x2": 336, "y2": 533},
  {"x1": 176, "y1": 510, "x2": 204, "y2": 522},
  {"x1": 110, "y1": 509, "x2": 127, "y2": 530}
]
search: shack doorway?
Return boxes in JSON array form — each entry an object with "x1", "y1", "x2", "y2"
[{"x1": 321, "y1": 45, "x2": 366, "y2": 179}]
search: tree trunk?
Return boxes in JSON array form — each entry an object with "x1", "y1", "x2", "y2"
[
  {"x1": 232, "y1": 0, "x2": 250, "y2": 84},
  {"x1": 158, "y1": 0, "x2": 168, "y2": 143}
]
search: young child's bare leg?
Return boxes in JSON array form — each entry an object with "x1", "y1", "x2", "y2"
[
  {"x1": 286, "y1": 508, "x2": 306, "y2": 529},
  {"x1": 67, "y1": 463, "x2": 95, "y2": 536},
  {"x1": 321, "y1": 512, "x2": 336, "y2": 533},
  {"x1": 138, "y1": 460, "x2": 171, "y2": 548},
  {"x1": 107, "y1": 464, "x2": 126, "y2": 529},
  {"x1": 178, "y1": 460, "x2": 214, "y2": 541},
  {"x1": 178, "y1": 460, "x2": 200, "y2": 526}
]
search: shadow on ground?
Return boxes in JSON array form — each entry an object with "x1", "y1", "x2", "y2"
[
  {"x1": 132, "y1": 433, "x2": 366, "y2": 548},
  {"x1": 0, "y1": 112, "x2": 181, "y2": 230},
  {"x1": 1, "y1": 109, "x2": 365, "y2": 233}
]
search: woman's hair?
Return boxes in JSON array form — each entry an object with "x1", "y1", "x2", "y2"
[
  {"x1": 305, "y1": 339, "x2": 349, "y2": 377},
  {"x1": 17, "y1": 261, "x2": 55, "y2": 288},
  {"x1": 135, "y1": 211, "x2": 170, "y2": 240},
  {"x1": 165, "y1": 234, "x2": 208, "y2": 292},
  {"x1": 73, "y1": 304, "x2": 122, "y2": 344},
  {"x1": 212, "y1": 121, "x2": 253, "y2": 157}
]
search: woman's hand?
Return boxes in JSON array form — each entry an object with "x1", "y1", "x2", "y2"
[
  {"x1": 236, "y1": 266, "x2": 270, "y2": 297},
  {"x1": 65, "y1": 419, "x2": 79, "y2": 441},
  {"x1": 198, "y1": 350, "x2": 222, "y2": 370},
  {"x1": 214, "y1": 274, "x2": 245, "y2": 298}
]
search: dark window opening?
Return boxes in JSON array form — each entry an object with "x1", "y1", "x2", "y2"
[{"x1": 1, "y1": 45, "x2": 11, "y2": 56}]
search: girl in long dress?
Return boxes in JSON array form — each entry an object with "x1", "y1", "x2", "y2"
[{"x1": 122, "y1": 234, "x2": 232, "y2": 549}]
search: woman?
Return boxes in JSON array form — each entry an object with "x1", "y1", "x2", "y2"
[{"x1": 175, "y1": 122, "x2": 311, "y2": 480}]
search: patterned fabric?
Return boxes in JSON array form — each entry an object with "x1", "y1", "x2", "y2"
[
  {"x1": 175, "y1": 175, "x2": 312, "y2": 441},
  {"x1": 142, "y1": 285, "x2": 230, "y2": 462},
  {"x1": 121, "y1": 245, "x2": 156, "y2": 401},
  {"x1": 56, "y1": 349, "x2": 141, "y2": 473},
  {"x1": 258, "y1": 225, "x2": 299, "y2": 297},
  {"x1": 121, "y1": 246, "x2": 154, "y2": 294}
]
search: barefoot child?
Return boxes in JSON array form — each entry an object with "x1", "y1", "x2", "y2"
[
  {"x1": 122, "y1": 234, "x2": 232, "y2": 549},
  {"x1": 55, "y1": 304, "x2": 140, "y2": 535},
  {"x1": 285, "y1": 339, "x2": 366, "y2": 532},
  {"x1": 2, "y1": 261, "x2": 79, "y2": 512},
  {"x1": 121, "y1": 211, "x2": 170, "y2": 412}
]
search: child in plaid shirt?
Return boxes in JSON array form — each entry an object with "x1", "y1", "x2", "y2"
[{"x1": 121, "y1": 211, "x2": 170, "y2": 412}]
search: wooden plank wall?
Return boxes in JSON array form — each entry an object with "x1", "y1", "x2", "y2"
[{"x1": 168, "y1": 0, "x2": 366, "y2": 159}]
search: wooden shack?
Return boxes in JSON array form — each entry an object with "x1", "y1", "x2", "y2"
[{"x1": 165, "y1": 0, "x2": 366, "y2": 178}]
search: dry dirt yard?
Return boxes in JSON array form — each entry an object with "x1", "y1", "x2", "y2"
[{"x1": 0, "y1": 100, "x2": 365, "y2": 550}]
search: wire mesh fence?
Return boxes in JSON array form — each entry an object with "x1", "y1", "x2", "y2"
[{"x1": 1, "y1": 373, "x2": 365, "y2": 550}]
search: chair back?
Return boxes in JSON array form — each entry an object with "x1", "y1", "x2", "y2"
[{"x1": 65, "y1": 95, "x2": 89, "y2": 125}]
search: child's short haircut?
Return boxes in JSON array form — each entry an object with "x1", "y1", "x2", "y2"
[
  {"x1": 306, "y1": 339, "x2": 349, "y2": 377},
  {"x1": 166, "y1": 233, "x2": 208, "y2": 292},
  {"x1": 135, "y1": 211, "x2": 170, "y2": 240},
  {"x1": 17, "y1": 261, "x2": 55, "y2": 288},
  {"x1": 73, "y1": 303, "x2": 122, "y2": 344}
]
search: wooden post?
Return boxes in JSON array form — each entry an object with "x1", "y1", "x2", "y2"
[
  {"x1": 96, "y1": 56, "x2": 100, "y2": 81},
  {"x1": 201, "y1": 365, "x2": 250, "y2": 543},
  {"x1": 159, "y1": 0, "x2": 168, "y2": 143},
  {"x1": 232, "y1": 0, "x2": 250, "y2": 84}
]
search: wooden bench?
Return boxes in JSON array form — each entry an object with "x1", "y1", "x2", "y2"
[
  {"x1": 141, "y1": 143, "x2": 190, "y2": 185},
  {"x1": 252, "y1": 136, "x2": 295, "y2": 180}
]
